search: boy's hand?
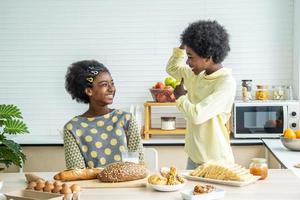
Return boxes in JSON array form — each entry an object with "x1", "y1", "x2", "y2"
[
  {"x1": 179, "y1": 43, "x2": 185, "y2": 49},
  {"x1": 174, "y1": 78, "x2": 187, "y2": 99}
]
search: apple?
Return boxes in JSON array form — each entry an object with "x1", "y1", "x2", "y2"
[
  {"x1": 154, "y1": 82, "x2": 165, "y2": 89},
  {"x1": 164, "y1": 86, "x2": 174, "y2": 95},
  {"x1": 169, "y1": 93, "x2": 176, "y2": 102},
  {"x1": 172, "y1": 80, "x2": 181, "y2": 89},
  {"x1": 164, "y1": 77, "x2": 175, "y2": 87},
  {"x1": 156, "y1": 93, "x2": 168, "y2": 102}
]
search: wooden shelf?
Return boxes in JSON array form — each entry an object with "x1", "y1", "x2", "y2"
[{"x1": 143, "y1": 101, "x2": 186, "y2": 139}]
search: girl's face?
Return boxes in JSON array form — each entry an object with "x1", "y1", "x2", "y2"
[
  {"x1": 185, "y1": 46, "x2": 212, "y2": 75},
  {"x1": 85, "y1": 72, "x2": 116, "y2": 106}
]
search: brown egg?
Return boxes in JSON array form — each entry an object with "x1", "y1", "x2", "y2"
[
  {"x1": 60, "y1": 185, "x2": 72, "y2": 194},
  {"x1": 70, "y1": 184, "x2": 81, "y2": 193},
  {"x1": 34, "y1": 181, "x2": 45, "y2": 191},
  {"x1": 53, "y1": 180, "x2": 62, "y2": 187},
  {"x1": 43, "y1": 183, "x2": 54, "y2": 192},
  {"x1": 52, "y1": 185, "x2": 62, "y2": 193},
  {"x1": 26, "y1": 181, "x2": 37, "y2": 190}
]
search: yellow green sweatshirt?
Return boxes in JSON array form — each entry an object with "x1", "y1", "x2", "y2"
[{"x1": 166, "y1": 48, "x2": 236, "y2": 164}]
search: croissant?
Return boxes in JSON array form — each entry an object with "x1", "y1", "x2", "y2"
[{"x1": 54, "y1": 168, "x2": 103, "y2": 181}]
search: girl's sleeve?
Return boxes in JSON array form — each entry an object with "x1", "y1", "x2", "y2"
[
  {"x1": 176, "y1": 78, "x2": 236, "y2": 125},
  {"x1": 126, "y1": 116, "x2": 144, "y2": 163},
  {"x1": 63, "y1": 129, "x2": 86, "y2": 169},
  {"x1": 166, "y1": 48, "x2": 193, "y2": 81}
]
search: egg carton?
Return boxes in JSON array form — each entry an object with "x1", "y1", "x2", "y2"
[{"x1": 5, "y1": 189, "x2": 80, "y2": 200}]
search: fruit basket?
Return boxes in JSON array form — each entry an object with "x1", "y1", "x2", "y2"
[{"x1": 149, "y1": 88, "x2": 176, "y2": 103}]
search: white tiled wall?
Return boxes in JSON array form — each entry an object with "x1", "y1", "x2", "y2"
[{"x1": 0, "y1": 0, "x2": 296, "y2": 142}]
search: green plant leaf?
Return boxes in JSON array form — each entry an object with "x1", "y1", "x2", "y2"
[
  {"x1": 0, "y1": 139, "x2": 26, "y2": 168},
  {"x1": 0, "y1": 104, "x2": 22, "y2": 119},
  {"x1": 3, "y1": 119, "x2": 29, "y2": 135}
]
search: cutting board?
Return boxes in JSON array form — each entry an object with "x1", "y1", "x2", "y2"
[{"x1": 63, "y1": 177, "x2": 148, "y2": 188}]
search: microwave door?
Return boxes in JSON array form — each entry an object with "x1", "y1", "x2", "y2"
[{"x1": 234, "y1": 106, "x2": 284, "y2": 138}]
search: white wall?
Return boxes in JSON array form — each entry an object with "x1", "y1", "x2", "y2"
[
  {"x1": 294, "y1": 0, "x2": 300, "y2": 99},
  {"x1": 0, "y1": 0, "x2": 295, "y2": 143}
]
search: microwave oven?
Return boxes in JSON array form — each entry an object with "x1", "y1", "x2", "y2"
[{"x1": 233, "y1": 100, "x2": 300, "y2": 138}]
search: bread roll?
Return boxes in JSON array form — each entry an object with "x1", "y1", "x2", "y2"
[
  {"x1": 98, "y1": 162, "x2": 148, "y2": 182},
  {"x1": 54, "y1": 168, "x2": 103, "y2": 181}
]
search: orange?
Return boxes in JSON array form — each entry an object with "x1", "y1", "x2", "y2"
[
  {"x1": 295, "y1": 130, "x2": 300, "y2": 139},
  {"x1": 283, "y1": 128, "x2": 296, "y2": 139}
]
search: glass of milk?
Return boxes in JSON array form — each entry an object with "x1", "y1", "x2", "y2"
[{"x1": 121, "y1": 151, "x2": 139, "y2": 163}]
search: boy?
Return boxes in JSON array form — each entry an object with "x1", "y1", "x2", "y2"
[{"x1": 166, "y1": 20, "x2": 236, "y2": 169}]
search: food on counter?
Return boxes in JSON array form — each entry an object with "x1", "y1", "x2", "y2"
[
  {"x1": 295, "y1": 130, "x2": 300, "y2": 139},
  {"x1": 283, "y1": 128, "x2": 296, "y2": 139},
  {"x1": 148, "y1": 166, "x2": 185, "y2": 185},
  {"x1": 193, "y1": 184, "x2": 215, "y2": 195},
  {"x1": 97, "y1": 162, "x2": 148, "y2": 183},
  {"x1": 43, "y1": 181, "x2": 54, "y2": 192},
  {"x1": 53, "y1": 167, "x2": 103, "y2": 181},
  {"x1": 190, "y1": 161, "x2": 254, "y2": 182},
  {"x1": 26, "y1": 180, "x2": 81, "y2": 199},
  {"x1": 34, "y1": 180, "x2": 45, "y2": 191},
  {"x1": 249, "y1": 158, "x2": 268, "y2": 180}
]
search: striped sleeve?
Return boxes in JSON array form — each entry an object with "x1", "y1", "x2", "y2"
[
  {"x1": 63, "y1": 129, "x2": 86, "y2": 169},
  {"x1": 126, "y1": 117, "x2": 144, "y2": 163}
]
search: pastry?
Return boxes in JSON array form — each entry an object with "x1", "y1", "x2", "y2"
[{"x1": 54, "y1": 168, "x2": 103, "y2": 181}]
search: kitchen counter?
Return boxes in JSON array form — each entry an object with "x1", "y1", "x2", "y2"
[
  {"x1": 263, "y1": 139, "x2": 300, "y2": 178},
  {"x1": 1, "y1": 170, "x2": 300, "y2": 200}
]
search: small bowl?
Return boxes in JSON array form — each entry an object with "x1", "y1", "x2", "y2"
[
  {"x1": 148, "y1": 182, "x2": 186, "y2": 192},
  {"x1": 280, "y1": 136, "x2": 300, "y2": 151}
]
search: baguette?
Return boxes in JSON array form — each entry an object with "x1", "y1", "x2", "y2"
[{"x1": 54, "y1": 168, "x2": 103, "y2": 181}]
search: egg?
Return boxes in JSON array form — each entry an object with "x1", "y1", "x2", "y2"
[
  {"x1": 34, "y1": 181, "x2": 45, "y2": 191},
  {"x1": 52, "y1": 185, "x2": 62, "y2": 193},
  {"x1": 70, "y1": 184, "x2": 81, "y2": 193},
  {"x1": 43, "y1": 183, "x2": 54, "y2": 192},
  {"x1": 53, "y1": 180, "x2": 62, "y2": 187},
  {"x1": 60, "y1": 185, "x2": 72, "y2": 194},
  {"x1": 26, "y1": 181, "x2": 37, "y2": 190}
]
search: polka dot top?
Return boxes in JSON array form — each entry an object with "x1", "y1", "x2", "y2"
[{"x1": 63, "y1": 109, "x2": 144, "y2": 169}]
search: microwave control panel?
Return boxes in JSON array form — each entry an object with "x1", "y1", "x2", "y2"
[{"x1": 287, "y1": 103, "x2": 300, "y2": 130}]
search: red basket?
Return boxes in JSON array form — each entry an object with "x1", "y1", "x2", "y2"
[{"x1": 149, "y1": 88, "x2": 176, "y2": 102}]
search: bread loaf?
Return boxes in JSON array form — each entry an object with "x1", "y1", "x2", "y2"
[
  {"x1": 54, "y1": 168, "x2": 103, "y2": 181},
  {"x1": 98, "y1": 162, "x2": 148, "y2": 182}
]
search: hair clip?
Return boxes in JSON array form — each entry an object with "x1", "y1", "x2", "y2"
[
  {"x1": 86, "y1": 77, "x2": 94, "y2": 83},
  {"x1": 88, "y1": 66, "x2": 95, "y2": 70},
  {"x1": 90, "y1": 70, "x2": 99, "y2": 75}
]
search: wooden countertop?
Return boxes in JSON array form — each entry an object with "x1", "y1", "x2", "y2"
[{"x1": 1, "y1": 170, "x2": 300, "y2": 200}]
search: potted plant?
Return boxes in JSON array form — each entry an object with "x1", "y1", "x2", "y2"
[{"x1": 0, "y1": 104, "x2": 29, "y2": 169}]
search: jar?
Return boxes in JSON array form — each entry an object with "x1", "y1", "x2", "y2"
[
  {"x1": 285, "y1": 85, "x2": 293, "y2": 100},
  {"x1": 161, "y1": 117, "x2": 176, "y2": 130},
  {"x1": 249, "y1": 158, "x2": 268, "y2": 180},
  {"x1": 255, "y1": 85, "x2": 269, "y2": 100},
  {"x1": 272, "y1": 85, "x2": 284, "y2": 100},
  {"x1": 241, "y1": 80, "x2": 252, "y2": 101}
]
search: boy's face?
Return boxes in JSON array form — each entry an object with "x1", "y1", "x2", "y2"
[
  {"x1": 185, "y1": 46, "x2": 211, "y2": 75},
  {"x1": 85, "y1": 72, "x2": 116, "y2": 105}
]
